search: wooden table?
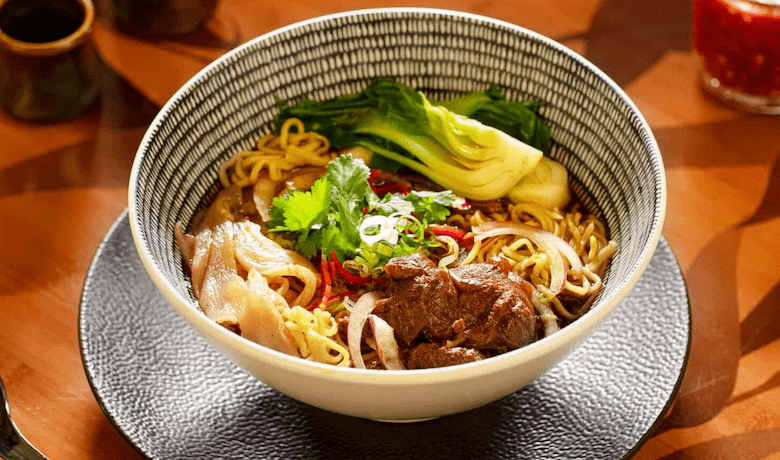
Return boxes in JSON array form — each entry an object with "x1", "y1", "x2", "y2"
[{"x1": 1, "y1": 0, "x2": 778, "y2": 458}]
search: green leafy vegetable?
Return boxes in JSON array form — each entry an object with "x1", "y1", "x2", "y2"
[
  {"x1": 269, "y1": 155, "x2": 368, "y2": 259},
  {"x1": 268, "y1": 155, "x2": 454, "y2": 262},
  {"x1": 267, "y1": 179, "x2": 330, "y2": 257},
  {"x1": 436, "y1": 85, "x2": 551, "y2": 153},
  {"x1": 400, "y1": 190, "x2": 456, "y2": 223},
  {"x1": 276, "y1": 79, "x2": 550, "y2": 202}
]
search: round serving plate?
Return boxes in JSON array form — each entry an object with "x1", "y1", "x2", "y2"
[{"x1": 79, "y1": 212, "x2": 690, "y2": 460}]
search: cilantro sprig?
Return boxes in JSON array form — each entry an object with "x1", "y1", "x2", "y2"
[{"x1": 268, "y1": 155, "x2": 455, "y2": 263}]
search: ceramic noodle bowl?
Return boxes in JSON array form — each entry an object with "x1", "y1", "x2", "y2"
[{"x1": 128, "y1": 8, "x2": 666, "y2": 422}]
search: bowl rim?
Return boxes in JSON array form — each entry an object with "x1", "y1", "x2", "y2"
[{"x1": 128, "y1": 7, "x2": 667, "y2": 385}]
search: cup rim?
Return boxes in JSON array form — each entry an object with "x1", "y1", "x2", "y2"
[{"x1": 0, "y1": 0, "x2": 94, "y2": 56}]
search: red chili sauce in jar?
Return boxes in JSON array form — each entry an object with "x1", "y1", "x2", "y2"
[{"x1": 693, "y1": 0, "x2": 780, "y2": 99}]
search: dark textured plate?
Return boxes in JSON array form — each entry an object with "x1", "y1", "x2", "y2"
[{"x1": 79, "y1": 212, "x2": 690, "y2": 460}]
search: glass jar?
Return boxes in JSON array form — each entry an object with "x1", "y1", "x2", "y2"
[{"x1": 692, "y1": 0, "x2": 780, "y2": 114}]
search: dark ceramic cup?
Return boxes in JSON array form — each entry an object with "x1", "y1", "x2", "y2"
[
  {"x1": 113, "y1": 0, "x2": 220, "y2": 37},
  {"x1": 0, "y1": 0, "x2": 100, "y2": 122}
]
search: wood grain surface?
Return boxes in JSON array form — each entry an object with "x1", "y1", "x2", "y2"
[{"x1": 1, "y1": 0, "x2": 779, "y2": 459}]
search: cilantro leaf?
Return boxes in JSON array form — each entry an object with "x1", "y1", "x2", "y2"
[
  {"x1": 371, "y1": 193, "x2": 415, "y2": 216},
  {"x1": 327, "y1": 155, "x2": 373, "y2": 210},
  {"x1": 370, "y1": 189, "x2": 455, "y2": 223},
  {"x1": 296, "y1": 232, "x2": 321, "y2": 259},
  {"x1": 323, "y1": 155, "x2": 375, "y2": 259},
  {"x1": 405, "y1": 190, "x2": 456, "y2": 223},
  {"x1": 319, "y1": 223, "x2": 354, "y2": 260},
  {"x1": 267, "y1": 155, "x2": 378, "y2": 260},
  {"x1": 266, "y1": 154, "x2": 457, "y2": 263},
  {"x1": 268, "y1": 178, "x2": 331, "y2": 235}
]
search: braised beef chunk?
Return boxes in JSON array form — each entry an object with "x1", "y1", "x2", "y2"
[
  {"x1": 382, "y1": 252, "x2": 438, "y2": 279},
  {"x1": 375, "y1": 253, "x2": 459, "y2": 345},
  {"x1": 375, "y1": 253, "x2": 538, "y2": 368},
  {"x1": 406, "y1": 343, "x2": 485, "y2": 369},
  {"x1": 449, "y1": 258, "x2": 537, "y2": 350}
]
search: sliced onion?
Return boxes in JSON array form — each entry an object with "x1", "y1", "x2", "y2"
[
  {"x1": 472, "y1": 221, "x2": 583, "y2": 295},
  {"x1": 341, "y1": 297, "x2": 356, "y2": 312},
  {"x1": 436, "y1": 235, "x2": 459, "y2": 268},
  {"x1": 347, "y1": 291, "x2": 382, "y2": 369},
  {"x1": 359, "y1": 214, "x2": 401, "y2": 246},
  {"x1": 529, "y1": 288, "x2": 561, "y2": 338},
  {"x1": 368, "y1": 315, "x2": 405, "y2": 370}
]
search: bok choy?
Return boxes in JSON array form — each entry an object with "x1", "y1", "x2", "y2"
[{"x1": 275, "y1": 79, "x2": 556, "y2": 202}]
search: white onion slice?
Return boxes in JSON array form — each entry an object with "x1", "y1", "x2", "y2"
[
  {"x1": 347, "y1": 291, "x2": 382, "y2": 369},
  {"x1": 472, "y1": 221, "x2": 583, "y2": 295},
  {"x1": 341, "y1": 297, "x2": 356, "y2": 312},
  {"x1": 436, "y1": 235, "x2": 460, "y2": 269},
  {"x1": 359, "y1": 215, "x2": 400, "y2": 246},
  {"x1": 368, "y1": 315, "x2": 405, "y2": 370}
]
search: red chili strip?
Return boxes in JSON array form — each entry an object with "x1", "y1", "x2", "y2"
[
  {"x1": 330, "y1": 250, "x2": 373, "y2": 286},
  {"x1": 371, "y1": 183, "x2": 410, "y2": 196},
  {"x1": 330, "y1": 290, "x2": 356, "y2": 300},
  {"x1": 429, "y1": 224, "x2": 469, "y2": 241},
  {"x1": 310, "y1": 253, "x2": 333, "y2": 310}
]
